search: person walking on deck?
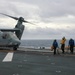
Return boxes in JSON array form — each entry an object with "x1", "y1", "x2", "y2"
[
  {"x1": 52, "y1": 39, "x2": 58, "y2": 55},
  {"x1": 60, "y1": 37, "x2": 66, "y2": 54},
  {"x1": 68, "y1": 38, "x2": 74, "y2": 54}
]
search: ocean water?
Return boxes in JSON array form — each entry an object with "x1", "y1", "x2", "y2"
[{"x1": 20, "y1": 39, "x2": 69, "y2": 48}]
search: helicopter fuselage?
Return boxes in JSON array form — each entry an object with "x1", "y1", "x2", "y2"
[
  {"x1": 0, "y1": 31, "x2": 20, "y2": 50},
  {"x1": 0, "y1": 13, "x2": 34, "y2": 50}
]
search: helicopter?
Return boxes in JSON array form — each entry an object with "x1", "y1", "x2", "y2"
[{"x1": 0, "y1": 13, "x2": 34, "y2": 50}]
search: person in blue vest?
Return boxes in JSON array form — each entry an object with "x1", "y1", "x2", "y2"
[
  {"x1": 52, "y1": 39, "x2": 58, "y2": 55},
  {"x1": 68, "y1": 38, "x2": 74, "y2": 54}
]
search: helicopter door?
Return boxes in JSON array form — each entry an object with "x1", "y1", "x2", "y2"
[{"x1": 0, "y1": 33, "x2": 9, "y2": 46}]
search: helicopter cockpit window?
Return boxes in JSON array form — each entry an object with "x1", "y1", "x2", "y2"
[{"x1": 2, "y1": 33, "x2": 8, "y2": 39}]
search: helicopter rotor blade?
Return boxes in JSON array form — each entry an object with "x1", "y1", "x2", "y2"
[
  {"x1": 23, "y1": 20, "x2": 36, "y2": 25},
  {"x1": 0, "y1": 13, "x2": 37, "y2": 25},
  {"x1": 0, "y1": 13, "x2": 18, "y2": 20}
]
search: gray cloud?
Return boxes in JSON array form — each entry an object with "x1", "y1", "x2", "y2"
[
  {"x1": 1, "y1": 0, "x2": 75, "y2": 21},
  {"x1": 0, "y1": 0, "x2": 75, "y2": 39},
  {"x1": 1, "y1": 0, "x2": 75, "y2": 18},
  {"x1": 22, "y1": 27, "x2": 75, "y2": 39}
]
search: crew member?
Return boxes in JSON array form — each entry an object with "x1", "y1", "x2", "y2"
[
  {"x1": 52, "y1": 39, "x2": 58, "y2": 55},
  {"x1": 60, "y1": 37, "x2": 66, "y2": 54},
  {"x1": 68, "y1": 38, "x2": 74, "y2": 54}
]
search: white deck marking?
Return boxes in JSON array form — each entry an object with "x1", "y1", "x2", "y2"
[{"x1": 2, "y1": 52, "x2": 14, "y2": 62}]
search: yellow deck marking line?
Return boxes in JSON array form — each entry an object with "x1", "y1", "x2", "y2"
[{"x1": 2, "y1": 52, "x2": 14, "y2": 62}]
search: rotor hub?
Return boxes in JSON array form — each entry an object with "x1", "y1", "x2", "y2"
[{"x1": 19, "y1": 17, "x2": 24, "y2": 22}]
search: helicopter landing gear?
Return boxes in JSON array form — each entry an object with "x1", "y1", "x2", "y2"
[{"x1": 13, "y1": 46, "x2": 17, "y2": 50}]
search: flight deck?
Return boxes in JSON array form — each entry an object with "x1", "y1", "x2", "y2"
[{"x1": 0, "y1": 47, "x2": 75, "y2": 75}]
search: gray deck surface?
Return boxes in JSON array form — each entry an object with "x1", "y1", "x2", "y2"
[{"x1": 0, "y1": 48, "x2": 75, "y2": 75}]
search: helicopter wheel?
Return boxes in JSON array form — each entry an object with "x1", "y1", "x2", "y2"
[{"x1": 13, "y1": 46, "x2": 17, "y2": 50}]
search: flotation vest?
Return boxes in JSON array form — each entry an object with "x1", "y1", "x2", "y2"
[{"x1": 60, "y1": 39, "x2": 66, "y2": 44}]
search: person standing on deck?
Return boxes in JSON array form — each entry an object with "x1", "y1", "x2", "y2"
[
  {"x1": 60, "y1": 37, "x2": 66, "y2": 54},
  {"x1": 52, "y1": 39, "x2": 58, "y2": 55},
  {"x1": 68, "y1": 38, "x2": 74, "y2": 54}
]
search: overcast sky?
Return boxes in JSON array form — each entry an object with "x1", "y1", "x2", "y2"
[{"x1": 0, "y1": 0, "x2": 75, "y2": 39}]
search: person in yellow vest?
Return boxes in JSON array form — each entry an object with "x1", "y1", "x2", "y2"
[{"x1": 60, "y1": 37, "x2": 66, "y2": 54}]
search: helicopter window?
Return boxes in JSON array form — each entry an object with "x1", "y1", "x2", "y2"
[
  {"x1": 11, "y1": 33, "x2": 18, "y2": 39},
  {"x1": 2, "y1": 33, "x2": 9, "y2": 39}
]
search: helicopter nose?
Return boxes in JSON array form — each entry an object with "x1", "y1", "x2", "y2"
[
  {"x1": 10, "y1": 39, "x2": 21, "y2": 46},
  {"x1": 14, "y1": 40, "x2": 21, "y2": 46}
]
